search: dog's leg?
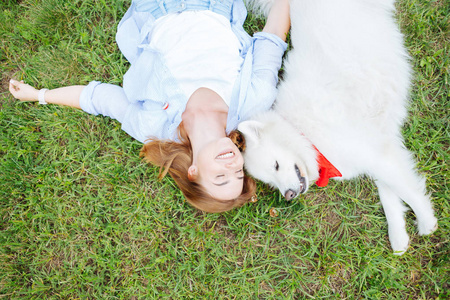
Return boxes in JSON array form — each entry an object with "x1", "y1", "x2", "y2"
[
  {"x1": 375, "y1": 180, "x2": 410, "y2": 255},
  {"x1": 393, "y1": 176, "x2": 438, "y2": 236},
  {"x1": 373, "y1": 146, "x2": 438, "y2": 237}
]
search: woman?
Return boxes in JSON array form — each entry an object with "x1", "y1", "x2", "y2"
[{"x1": 9, "y1": 0, "x2": 290, "y2": 213}]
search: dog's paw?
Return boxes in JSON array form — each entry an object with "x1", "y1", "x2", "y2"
[
  {"x1": 389, "y1": 231, "x2": 410, "y2": 256},
  {"x1": 417, "y1": 216, "x2": 438, "y2": 236}
]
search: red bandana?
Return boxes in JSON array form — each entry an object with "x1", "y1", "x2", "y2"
[{"x1": 312, "y1": 145, "x2": 342, "y2": 187}]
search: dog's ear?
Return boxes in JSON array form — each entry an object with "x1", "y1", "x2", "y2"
[{"x1": 238, "y1": 120, "x2": 264, "y2": 145}]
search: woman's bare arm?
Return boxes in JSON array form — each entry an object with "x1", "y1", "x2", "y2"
[
  {"x1": 9, "y1": 79, "x2": 84, "y2": 109},
  {"x1": 262, "y1": 0, "x2": 291, "y2": 42}
]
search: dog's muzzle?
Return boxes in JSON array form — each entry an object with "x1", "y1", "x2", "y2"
[{"x1": 284, "y1": 165, "x2": 308, "y2": 200}]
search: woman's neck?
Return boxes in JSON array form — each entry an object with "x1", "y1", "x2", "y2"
[{"x1": 182, "y1": 88, "x2": 229, "y2": 163}]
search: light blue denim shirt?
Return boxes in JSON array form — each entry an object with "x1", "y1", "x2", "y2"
[{"x1": 80, "y1": 0, "x2": 287, "y2": 143}]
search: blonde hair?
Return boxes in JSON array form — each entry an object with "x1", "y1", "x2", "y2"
[{"x1": 140, "y1": 125, "x2": 256, "y2": 213}]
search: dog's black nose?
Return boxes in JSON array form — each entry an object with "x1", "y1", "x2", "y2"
[{"x1": 285, "y1": 189, "x2": 297, "y2": 201}]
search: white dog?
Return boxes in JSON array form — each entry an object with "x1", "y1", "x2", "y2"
[{"x1": 239, "y1": 0, "x2": 438, "y2": 254}]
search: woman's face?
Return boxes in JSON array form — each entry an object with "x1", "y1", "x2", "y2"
[{"x1": 192, "y1": 137, "x2": 245, "y2": 200}]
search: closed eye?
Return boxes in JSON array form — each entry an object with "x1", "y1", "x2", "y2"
[
  {"x1": 275, "y1": 161, "x2": 279, "y2": 171},
  {"x1": 214, "y1": 181, "x2": 230, "y2": 186}
]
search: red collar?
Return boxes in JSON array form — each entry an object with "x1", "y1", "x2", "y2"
[
  {"x1": 280, "y1": 115, "x2": 342, "y2": 187},
  {"x1": 312, "y1": 145, "x2": 342, "y2": 187}
]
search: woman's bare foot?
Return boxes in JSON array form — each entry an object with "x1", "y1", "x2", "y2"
[{"x1": 9, "y1": 79, "x2": 39, "y2": 102}]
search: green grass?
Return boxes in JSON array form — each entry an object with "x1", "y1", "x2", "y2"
[{"x1": 0, "y1": 0, "x2": 448, "y2": 298}]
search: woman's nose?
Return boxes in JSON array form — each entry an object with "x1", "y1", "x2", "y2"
[{"x1": 225, "y1": 160, "x2": 237, "y2": 168}]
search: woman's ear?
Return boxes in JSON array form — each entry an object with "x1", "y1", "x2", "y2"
[{"x1": 188, "y1": 165, "x2": 198, "y2": 181}]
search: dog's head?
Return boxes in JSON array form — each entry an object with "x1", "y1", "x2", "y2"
[{"x1": 238, "y1": 111, "x2": 319, "y2": 200}]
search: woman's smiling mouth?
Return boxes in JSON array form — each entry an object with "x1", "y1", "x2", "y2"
[{"x1": 216, "y1": 151, "x2": 235, "y2": 159}]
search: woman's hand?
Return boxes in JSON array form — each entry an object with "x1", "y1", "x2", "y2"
[{"x1": 9, "y1": 79, "x2": 39, "y2": 102}]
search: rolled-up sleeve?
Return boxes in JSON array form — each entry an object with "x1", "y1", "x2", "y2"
[
  {"x1": 225, "y1": 31, "x2": 287, "y2": 131},
  {"x1": 79, "y1": 81, "x2": 130, "y2": 123},
  {"x1": 252, "y1": 32, "x2": 287, "y2": 88},
  {"x1": 239, "y1": 32, "x2": 287, "y2": 118}
]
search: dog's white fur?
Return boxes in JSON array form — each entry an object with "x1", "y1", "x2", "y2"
[{"x1": 239, "y1": 0, "x2": 437, "y2": 254}]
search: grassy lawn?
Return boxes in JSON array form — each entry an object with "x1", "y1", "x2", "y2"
[{"x1": 0, "y1": 0, "x2": 448, "y2": 298}]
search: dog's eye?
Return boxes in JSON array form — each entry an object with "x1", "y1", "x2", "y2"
[{"x1": 275, "y1": 161, "x2": 279, "y2": 171}]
